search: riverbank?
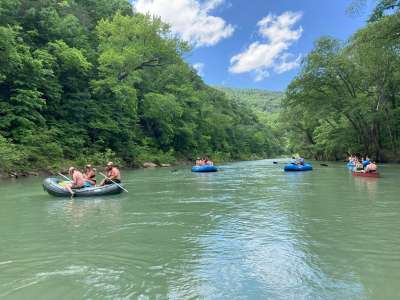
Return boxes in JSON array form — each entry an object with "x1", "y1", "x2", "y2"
[
  {"x1": 0, "y1": 153, "x2": 273, "y2": 179},
  {"x1": 0, "y1": 161, "x2": 180, "y2": 180}
]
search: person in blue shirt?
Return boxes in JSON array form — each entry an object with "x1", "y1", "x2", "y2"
[
  {"x1": 298, "y1": 157, "x2": 305, "y2": 165},
  {"x1": 290, "y1": 156, "x2": 297, "y2": 165},
  {"x1": 362, "y1": 156, "x2": 371, "y2": 168}
]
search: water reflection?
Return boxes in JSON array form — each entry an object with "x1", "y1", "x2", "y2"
[
  {"x1": 47, "y1": 197, "x2": 123, "y2": 229},
  {"x1": 352, "y1": 177, "x2": 378, "y2": 201},
  {"x1": 190, "y1": 161, "x2": 366, "y2": 299}
]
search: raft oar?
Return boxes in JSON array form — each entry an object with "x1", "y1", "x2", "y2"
[
  {"x1": 320, "y1": 164, "x2": 329, "y2": 167},
  {"x1": 58, "y1": 173, "x2": 72, "y2": 182},
  {"x1": 99, "y1": 172, "x2": 128, "y2": 193}
]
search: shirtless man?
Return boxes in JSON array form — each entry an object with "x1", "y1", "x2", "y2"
[
  {"x1": 365, "y1": 161, "x2": 377, "y2": 173},
  {"x1": 100, "y1": 162, "x2": 121, "y2": 186}
]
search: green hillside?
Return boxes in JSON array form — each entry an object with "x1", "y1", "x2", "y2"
[
  {"x1": 215, "y1": 87, "x2": 284, "y2": 113},
  {"x1": 0, "y1": 0, "x2": 285, "y2": 173}
]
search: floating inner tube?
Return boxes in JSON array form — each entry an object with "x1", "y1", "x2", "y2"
[
  {"x1": 43, "y1": 178, "x2": 123, "y2": 197},
  {"x1": 191, "y1": 165, "x2": 218, "y2": 173},
  {"x1": 284, "y1": 163, "x2": 313, "y2": 172},
  {"x1": 352, "y1": 171, "x2": 379, "y2": 178}
]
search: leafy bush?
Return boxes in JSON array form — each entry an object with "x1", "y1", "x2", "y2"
[{"x1": 0, "y1": 135, "x2": 26, "y2": 172}]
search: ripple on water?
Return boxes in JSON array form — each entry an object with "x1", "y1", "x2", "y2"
[{"x1": 1, "y1": 160, "x2": 400, "y2": 299}]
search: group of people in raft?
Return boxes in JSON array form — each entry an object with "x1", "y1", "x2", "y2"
[
  {"x1": 289, "y1": 156, "x2": 306, "y2": 165},
  {"x1": 289, "y1": 154, "x2": 378, "y2": 173},
  {"x1": 65, "y1": 161, "x2": 121, "y2": 195},
  {"x1": 348, "y1": 155, "x2": 378, "y2": 173},
  {"x1": 195, "y1": 157, "x2": 214, "y2": 166}
]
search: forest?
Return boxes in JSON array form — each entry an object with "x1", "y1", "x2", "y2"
[
  {"x1": 0, "y1": 0, "x2": 282, "y2": 173},
  {"x1": 281, "y1": 0, "x2": 400, "y2": 162},
  {"x1": 1, "y1": 0, "x2": 399, "y2": 175}
]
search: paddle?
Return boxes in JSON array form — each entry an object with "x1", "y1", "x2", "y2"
[
  {"x1": 57, "y1": 172, "x2": 75, "y2": 197},
  {"x1": 273, "y1": 161, "x2": 293, "y2": 165},
  {"x1": 99, "y1": 172, "x2": 128, "y2": 193},
  {"x1": 58, "y1": 172, "x2": 72, "y2": 182},
  {"x1": 274, "y1": 161, "x2": 329, "y2": 167}
]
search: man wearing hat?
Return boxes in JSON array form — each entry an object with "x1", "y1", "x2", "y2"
[{"x1": 100, "y1": 162, "x2": 121, "y2": 186}]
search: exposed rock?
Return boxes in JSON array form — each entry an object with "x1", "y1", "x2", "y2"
[
  {"x1": 143, "y1": 162, "x2": 158, "y2": 168},
  {"x1": 160, "y1": 163, "x2": 171, "y2": 167}
]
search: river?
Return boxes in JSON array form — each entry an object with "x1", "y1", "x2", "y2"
[{"x1": 0, "y1": 159, "x2": 399, "y2": 299}]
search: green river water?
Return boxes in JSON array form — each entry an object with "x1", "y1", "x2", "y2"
[{"x1": 0, "y1": 159, "x2": 399, "y2": 300}]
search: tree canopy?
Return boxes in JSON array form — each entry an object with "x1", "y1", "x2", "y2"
[
  {"x1": 0, "y1": 0, "x2": 281, "y2": 172},
  {"x1": 282, "y1": 10, "x2": 400, "y2": 161}
]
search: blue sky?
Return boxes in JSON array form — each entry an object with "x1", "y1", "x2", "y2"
[{"x1": 133, "y1": 0, "x2": 373, "y2": 91}]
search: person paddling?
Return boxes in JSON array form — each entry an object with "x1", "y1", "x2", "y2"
[
  {"x1": 84, "y1": 164, "x2": 96, "y2": 186},
  {"x1": 100, "y1": 162, "x2": 121, "y2": 186},
  {"x1": 65, "y1": 167, "x2": 85, "y2": 196}
]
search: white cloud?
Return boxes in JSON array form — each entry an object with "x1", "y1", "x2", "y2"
[
  {"x1": 274, "y1": 53, "x2": 302, "y2": 74},
  {"x1": 202, "y1": 0, "x2": 224, "y2": 11},
  {"x1": 229, "y1": 11, "x2": 303, "y2": 81},
  {"x1": 255, "y1": 69, "x2": 269, "y2": 82},
  {"x1": 193, "y1": 62, "x2": 205, "y2": 76},
  {"x1": 133, "y1": 0, "x2": 234, "y2": 47}
]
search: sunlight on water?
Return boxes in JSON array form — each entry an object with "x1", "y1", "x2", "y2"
[{"x1": 0, "y1": 160, "x2": 399, "y2": 299}]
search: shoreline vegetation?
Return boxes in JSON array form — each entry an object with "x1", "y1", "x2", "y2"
[
  {"x1": 281, "y1": 2, "x2": 400, "y2": 162},
  {"x1": 1, "y1": 1, "x2": 399, "y2": 178},
  {"x1": 0, "y1": 155, "x2": 272, "y2": 179},
  {"x1": 0, "y1": 0, "x2": 284, "y2": 177}
]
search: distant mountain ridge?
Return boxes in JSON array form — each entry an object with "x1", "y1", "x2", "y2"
[{"x1": 215, "y1": 86, "x2": 284, "y2": 113}]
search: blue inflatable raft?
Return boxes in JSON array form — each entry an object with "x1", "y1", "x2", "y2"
[
  {"x1": 284, "y1": 163, "x2": 313, "y2": 172},
  {"x1": 191, "y1": 165, "x2": 218, "y2": 173}
]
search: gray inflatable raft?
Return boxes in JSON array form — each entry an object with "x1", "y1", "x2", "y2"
[{"x1": 43, "y1": 178, "x2": 123, "y2": 197}]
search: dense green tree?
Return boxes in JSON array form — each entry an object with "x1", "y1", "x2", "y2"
[
  {"x1": 282, "y1": 11, "x2": 400, "y2": 161},
  {"x1": 0, "y1": 1, "x2": 281, "y2": 172}
]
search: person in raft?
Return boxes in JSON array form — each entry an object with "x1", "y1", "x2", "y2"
[
  {"x1": 195, "y1": 157, "x2": 202, "y2": 166},
  {"x1": 365, "y1": 161, "x2": 377, "y2": 173},
  {"x1": 298, "y1": 157, "x2": 305, "y2": 165},
  {"x1": 290, "y1": 156, "x2": 297, "y2": 165},
  {"x1": 100, "y1": 162, "x2": 121, "y2": 186},
  {"x1": 204, "y1": 157, "x2": 214, "y2": 166},
  {"x1": 84, "y1": 164, "x2": 96, "y2": 186},
  {"x1": 355, "y1": 158, "x2": 364, "y2": 171},
  {"x1": 66, "y1": 167, "x2": 85, "y2": 195},
  {"x1": 362, "y1": 156, "x2": 371, "y2": 168}
]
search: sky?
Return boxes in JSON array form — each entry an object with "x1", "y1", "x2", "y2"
[{"x1": 132, "y1": 0, "x2": 373, "y2": 91}]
